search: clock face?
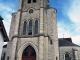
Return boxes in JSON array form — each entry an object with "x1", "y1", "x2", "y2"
[{"x1": 29, "y1": 9, "x2": 34, "y2": 14}]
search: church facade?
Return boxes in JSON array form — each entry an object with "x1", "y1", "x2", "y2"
[{"x1": 1, "y1": 0, "x2": 80, "y2": 60}]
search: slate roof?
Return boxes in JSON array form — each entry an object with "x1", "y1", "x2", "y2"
[
  {"x1": 59, "y1": 38, "x2": 79, "y2": 47},
  {"x1": 0, "y1": 16, "x2": 9, "y2": 42}
]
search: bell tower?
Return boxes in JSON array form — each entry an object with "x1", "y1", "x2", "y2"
[
  {"x1": 6, "y1": 0, "x2": 59, "y2": 60},
  {"x1": 18, "y1": 0, "x2": 49, "y2": 11}
]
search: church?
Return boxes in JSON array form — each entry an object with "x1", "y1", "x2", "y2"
[
  {"x1": 1, "y1": 0, "x2": 80, "y2": 60},
  {"x1": 0, "y1": 16, "x2": 9, "y2": 60}
]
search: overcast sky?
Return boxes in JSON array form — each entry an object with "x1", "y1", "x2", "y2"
[{"x1": 0, "y1": 0, "x2": 80, "y2": 45}]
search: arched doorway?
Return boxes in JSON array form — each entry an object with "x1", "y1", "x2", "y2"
[
  {"x1": 65, "y1": 53, "x2": 71, "y2": 60},
  {"x1": 22, "y1": 45, "x2": 36, "y2": 60}
]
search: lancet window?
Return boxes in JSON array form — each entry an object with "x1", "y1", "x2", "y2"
[{"x1": 23, "y1": 21, "x2": 27, "y2": 35}]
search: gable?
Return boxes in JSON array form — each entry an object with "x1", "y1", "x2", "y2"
[{"x1": 0, "y1": 16, "x2": 9, "y2": 42}]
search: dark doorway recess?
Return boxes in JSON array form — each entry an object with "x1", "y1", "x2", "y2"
[{"x1": 22, "y1": 45, "x2": 36, "y2": 60}]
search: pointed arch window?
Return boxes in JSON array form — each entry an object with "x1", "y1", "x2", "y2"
[
  {"x1": 23, "y1": 21, "x2": 27, "y2": 35},
  {"x1": 65, "y1": 53, "x2": 71, "y2": 60},
  {"x1": 28, "y1": 20, "x2": 32, "y2": 35},
  {"x1": 33, "y1": 0, "x2": 36, "y2": 3},
  {"x1": 34, "y1": 20, "x2": 38, "y2": 35},
  {"x1": 28, "y1": 0, "x2": 31, "y2": 3}
]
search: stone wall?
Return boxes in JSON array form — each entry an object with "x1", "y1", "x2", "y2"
[
  {"x1": 0, "y1": 31, "x2": 4, "y2": 60},
  {"x1": 59, "y1": 46, "x2": 80, "y2": 60}
]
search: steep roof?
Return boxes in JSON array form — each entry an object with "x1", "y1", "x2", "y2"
[
  {"x1": 0, "y1": 16, "x2": 9, "y2": 42},
  {"x1": 59, "y1": 38, "x2": 79, "y2": 47}
]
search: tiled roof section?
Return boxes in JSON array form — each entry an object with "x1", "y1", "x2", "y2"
[
  {"x1": 58, "y1": 38, "x2": 79, "y2": 47},
  {"x1": 0, "y1": 16, "x2": 9, "y2": 42},
  {"x1": 64, "y1": 38, "x2": 72, "y2": 42}
]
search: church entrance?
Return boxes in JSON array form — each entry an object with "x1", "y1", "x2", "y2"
[{"x1": 22, "y1": 45, "x2": 36, "y2": 60}]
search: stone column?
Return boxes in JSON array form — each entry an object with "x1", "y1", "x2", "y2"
[
  {"x1": 75, "y1": 51, "x2": 78, "y2": 60},
  {"x1": 73, "y1": 49, "x2": 78, "y2": 60},
  {"x1": 53, "y1": 40, "x2": 59, "y2": 60},
  {"x1": 18, "y1": 0, "x2": 22, "y2": 10},
  {"x1": 10, "y1": 11, "x2": 21, "y2": 60},
  {"x1": 11, "y1": 38, "x2": 17, "y2": 60},
  {"x1": 44, "y1": 37, "x2": 48, "y2": 60},
  {"x1": 53, "y1": 10, "x2": 59, "y2": 60},
  {"x1": 40, "y1": 8, "x2": 44, "y2": 34},
  {"x1": 40, "y1": 0, "x2": 44, "y2": 34},
  {"x1": 44, "y1": 9, "x2": 47, "y2": 36},
  {"x1": 14, "y1": 11, "x2": 21, "y2": 35},
  {"x1": 39, "y1": 36, "x2": 44, "y2": 60}
]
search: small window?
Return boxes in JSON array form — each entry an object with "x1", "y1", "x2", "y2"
[
  {"x1": 28, "y1": 20, "x2": 32, "y2": 35},
  {"x1": 33, "y1": 0, "x2": 36, "y2": 3},
  {"x1": 23, "y1": 21, "x2": 27, "y2": 35},
  {"x1": 28, "y1": 0, "x2": 31, "y2": 3},
  {"x1": 65, "y1": 54, "x2": 71, "y2": 60},
  {"x1": 29, "y1": 9, "x2": 34, "y2": 14},
  {"x1": 7, "y1": 57, "x2": 9, "y2": 60},
  {"x1": 34, "y1": 20, "x2": 38, "y2": 34}
]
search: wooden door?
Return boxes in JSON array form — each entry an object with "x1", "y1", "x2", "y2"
[{"x1": 22, "y1": 45, "x2": 36, "y2": 60}]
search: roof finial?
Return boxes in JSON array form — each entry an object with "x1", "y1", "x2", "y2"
[{"x1": 63, "y1": 33, "x2": 65, "y2": 38}]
